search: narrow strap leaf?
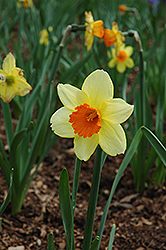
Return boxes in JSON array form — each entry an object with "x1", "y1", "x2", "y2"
[
  {"x1": 108, "y1": 224, "x2": 116, "y2": 250},
  {"x1": 0, "y1": 168, "x2": 13, "y2": 217},
  {"x1": 59, "y1": 168, "x2": 74, "y2": 250},
  {"x1": 141, "y1": 126, "x2": 166, "y2": 166},
  {"x1": 1, "y1": 100, "x2": 14, "y2": 149},
  {"x1": 71, "y1": 157, "x2": 82, "y2": 218},
  {"x1": 89, "y1": 236, "x2": 100, "y2": 250},
  {"x1": 47, "y1": 232, "x2": 55, "y2": 250},
  {"x1": 0, "y1": 153, "x2": 10, "y2": 185}
]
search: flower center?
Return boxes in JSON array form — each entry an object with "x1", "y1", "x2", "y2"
[
  {"x1": 69, "y1": 103, "x2": 101, "y2": 138},
  {"x1": 117, "y1": 51, "x2": 127, "y2": 62},
  {"x1": 6, "y1": 75, "x2": 15, "y2": 85}
]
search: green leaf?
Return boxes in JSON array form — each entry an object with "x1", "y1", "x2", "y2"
[
  {"x1": 89, "y1": 236, "x2": 100, "y2": 250},
  {"x1": 47, "y1": 232, "x2": 55, "y2": 250},
  {"x1": 59, "y1": 168, "x2": 74, "y2": 250},
  {"x1": 0, "y1": 169, "x2": 13, "y2": 217},
  {"x1": 9, "y1": 128, "x2": 28, "y2": 182},
  {"x1": 108, "y1": 224, "x2": 116, "y2": 250},
  {"x1": 0, "y1": 153, "x2": 10, "y2": 185},
  {"x1": 141, "y1": 126, "x2": 166, "y2": 166},
  {"x1": 1, "y1": 100, "x2": 14, "y2": 149},
  {"x1": 0, "y1": 218, "x2": 2, "y2": 231}
]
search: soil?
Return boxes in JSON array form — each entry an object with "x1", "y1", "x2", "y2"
[{"x1": 0, "y1": 129, "x2": 166, "y2": 250}]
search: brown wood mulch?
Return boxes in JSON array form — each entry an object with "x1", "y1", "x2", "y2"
[{"x1": 0, "y1": 134, "x2": 166, "y2": 250}]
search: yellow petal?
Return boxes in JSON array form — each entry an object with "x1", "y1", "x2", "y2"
[
  {"x1": 100, "y1": 98, "x2": 134, "y2": 124},
  {"x1": 99, "y1": 121, "x2": 126, "y2": 156},
  {"x1": 92, "y1": 20, "x2": 104, "y2": 38},
  {"x1": 85, "y1": 11, "x2": 94, "y2": 23},
  {"x1": 117, "y1": 62, "x2": 126, "y2": 73},
  {"x1": 2, "y1": 53, "x2": 16, "y2": 74},
  {"x1": 124, "y1": 46, "x2": 133, "y2": 57},
  {"x1": 85, "y1": 29, "x2": 94, "y2": 51},
  {"x1": 50, "y1": 107, "x2": 75, "y2": 138},
  {"x1": 0, "y1": 84, "x2": 15, "y2": 103},
  {"x1": 125, "y1": 58, "x2": 134, "y2": 68},
  {"x1": 108, "y1": 58, "x2": 117, "y2": 68},
  {"x1": 82, "y1": 69, "x2": 114, "y2": 109},
  {"x1": 12, "y1": 77, "x2": 32, "y2": 96},
  {"x1": 74, "y1": 134, "x2": 99, "y2": 161},
  {"x1": 58, "y1": 84, "x2": 88, "y2": 111}
]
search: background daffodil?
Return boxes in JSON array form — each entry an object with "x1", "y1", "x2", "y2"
[
  {"x1": 39, "y1": 29, "x2": 51, "y2": 46},
  {"x1": 0, "y1": 52, "x2": 32, "y2": 103},
  {"x1": 108, "y1": 44, "x2": 134, "y2": 73},
  {"x1": 85, "y1": 11, "x2": 104, "y2": 51},
  {"x1": 50, "y1": 69, "x2": 134, "y2": 161},
  {"x1": 104, "y1": 22, "x2": 125, "y2": 48},
  {"x1": 17, "y1": 0, "x2": 33, "y2": 8}
]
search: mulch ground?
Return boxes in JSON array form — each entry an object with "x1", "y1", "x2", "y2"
[{"x1": 0, "y1": 133, "x2": 166, "y2": 250}]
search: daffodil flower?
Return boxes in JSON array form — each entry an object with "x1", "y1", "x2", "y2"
[
  {"x1": 104, "y1": 22, "x2": 125, "y2": 48},
  {"x1": 50, "y1": 69, "x2": 134, "y2": 161},
  {"x1": 108, "y1": 44, "x2": 134, "y2": 73},
  {"x1": 39, "y1": 29, "x2": 49, "y2": 46},
  {"x1": 17, "y1": 0, "x2": 33, "y2": 8},
  {"x1": 0, "y1": 53, "x2": 32, "y2": 103},
  {"x1": 118, "y1": 4, "x2": 129, "y2": 15},
  {"x1": 85, "y1": 11, "x2": 104, "y2": 51}
]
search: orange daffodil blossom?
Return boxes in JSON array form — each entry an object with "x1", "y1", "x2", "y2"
[
  {"x1": 17, "y1": 0, "x2": 33, "y2": 8},
  {"x1": 108, "y1": 44, "x2": 134, "y2": 73},
  {"x1": 50, "y1": 70, "x2": 134, "y2": 161},
  {"x1": 0, "y1": 53, "x2": 32, "y2": 103},
  {"x1": 85, "y1": 11, "x2": 104, "y2": 51},
  {"x1": 104, "y1": 22, "x2": 125, "y2": 48},
  {"x1": 118, "y1": 5, "x2": 129, "y2": 15}
]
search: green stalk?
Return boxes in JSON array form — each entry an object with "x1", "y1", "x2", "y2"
[
  {"x1": 71, "y1": 157, "x2": 82, "y2": 218},
  {"x1": 82, "y1": 146, "x2": 104, "y2": 250}
]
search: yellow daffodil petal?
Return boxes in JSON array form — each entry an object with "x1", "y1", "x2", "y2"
[
  {"x1": 125, "y1": 58, "x2": 134, "y2": 68},
  {"x1": 85, "y1": 30, "x2": 94, "y2": 51},
  {"x1": 2, "y1": 53, "x2": 16, "y2": 74},
  {"x1": 99, "y1": 121, "x2": 126, "y2": 156},
  {"x1": 108, "y1": 58, "x2": 117, "y2": 68},
  {"x1": 100, "y1": 98, "x2": 134, "y2": 124},
  {"x1": 117, "y1": 63, "x2": 126, "y2": 73},
  {"x1": 112, "y1": 22, "x2": 119, "y2": 33},
  {"x1": 50, "y1": 107, "x2": 75, "y2": 138},
  {"x1": 125, "y1": 46, "x2": 133, "y2": 57},
  {"x1": 0, "y1": 77, "x2": 32, "y2": 103},
  {"x1": 92, "y1": 20, "x2": 104, "y2": 38},
  {"x1": 12, "y1": 78, "x2": 32, "y2": 96},
  {"x1": 58, "y1": 84, "x2": 88, "y2": 111},
  {"x1": 85, "y1": 11, "x2": 94, "y2": 23},
  {"x1": 74, "y1": 133, "x2": 99, "y2": 161},
  {"x1": 0, "y1": 84, "x2": 15, "y2": 103},
  {"x1": 82, "y1": 69, "x2": 114, "y2": 109}
]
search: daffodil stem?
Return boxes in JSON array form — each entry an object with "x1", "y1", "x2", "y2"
[
  {"x1": 82, "y1": 145, "x2": 104, "y2": 250},
  {"x1": 123, "y1": 29, "x2": 147, "y2": 191},
  {"x1": 60, "y1": 24, "x2": 86, "y2": 47},
  {"x1": 71, "y1": 157, "x2": 82, "y2": 218}
]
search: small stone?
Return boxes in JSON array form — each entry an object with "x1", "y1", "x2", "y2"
[
  {"x1": 36, "y1": 239, "x2": 42, "y2": 246},
  {"x1": 8, "y1": 246, "x2": 25, "y2": 250},
  {"x1": 59, "y1": 241, "x2": 66, "y2": 249},
  {"x1": 36, "y1": 180, "x2": 43, "y2": 189}
]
